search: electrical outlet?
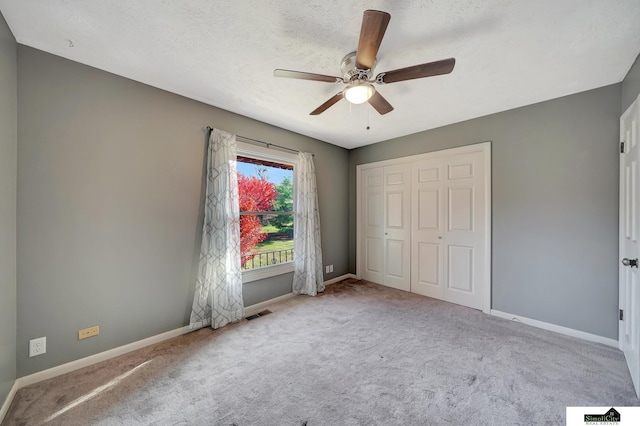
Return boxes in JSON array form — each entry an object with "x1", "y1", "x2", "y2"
[
  {"x1": 78, "y1": 325, "x2": 100, "y2": 340},
  {"x1": 29, "y1": 337, "x2": 46, "y2": 357},
  {"x1": 325, "y1": 264, "x2": 333, "y2": 273}
]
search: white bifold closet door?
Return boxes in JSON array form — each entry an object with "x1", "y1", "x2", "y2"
[
  {"x1": 361, "y1": 165, "x2": 411, "y2": 292},
  {"x1": 358, "y1": 143, "x2": 489, "y2": 311},
  {"x1": 411, "y1": 151, "x2": 487, "y2": 310}
]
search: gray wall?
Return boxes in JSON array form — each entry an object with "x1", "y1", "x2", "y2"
[
  {"x1": 622, "y1": 53, "x2": 640, "y2": 113},
  {"x1": 11, "y1": 41, "x2": 640, "y2": 379},
  {"x1": 349, "y1": 85, "x2": 621, "y2": 339},
  {"x1": 17, "y1": 46, "x2": 349, "y2": 376},
  {"x1": 0, "y1": 12, "x2": 17, "y2": 405}
]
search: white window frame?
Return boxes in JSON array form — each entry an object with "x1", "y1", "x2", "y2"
[{"x1": 236, "y1": 141, "x2": 297, "y2": 283}]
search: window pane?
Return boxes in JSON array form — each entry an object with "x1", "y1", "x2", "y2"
[
  {"x1": 237, "y1": 156, "x2": 294, "y2": 271},
  {"x1": 241, "y1": 214, "x2": 294, "y2": 270},
  {"x1": 237, "y1": 158, "x2": 294, "y2": 213}
]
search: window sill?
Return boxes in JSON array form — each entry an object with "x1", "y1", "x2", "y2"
[{"x1": 242, "y1": 262, "x2": 294, "y2": 283}]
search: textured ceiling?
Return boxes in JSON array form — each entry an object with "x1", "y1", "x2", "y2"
[{"x1": 2, "y1": 1, "x2": 640, "y2": 149}]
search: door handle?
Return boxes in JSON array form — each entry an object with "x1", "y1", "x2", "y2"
[{"x1": 622, "y1": 258, "x2": 638, "y2": 267}]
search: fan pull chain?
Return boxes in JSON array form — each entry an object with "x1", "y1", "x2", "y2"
[{"x1": 366, "y1": 108, "x2": 370, "y2": 130}]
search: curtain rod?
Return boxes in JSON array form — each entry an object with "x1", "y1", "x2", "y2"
[{"x1": 202, "y1": 126, "x2": 312, "y2": 156}]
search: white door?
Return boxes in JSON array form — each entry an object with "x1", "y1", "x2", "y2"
[
  {"x1": 412, "y1": 151, "x2": 487, "y2": 310},
  {"x1": 620, "y1": 95, "x2": 640, "y2": 397},
  {"x1": 361, "y1": 167, "x2": 384, "y2": 284},
  {"x1": 411, "y1": 157, "x2": 445, "y2": 299},
  {"x1": 360, "y1": 165, "x2": 411, "y2": 291},
  {"x1": 383, "y1": 164, "x2": 411, "y2": 291}
]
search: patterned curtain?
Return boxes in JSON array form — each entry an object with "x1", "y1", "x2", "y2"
[
  {"x1": 190, "y1": 129, "x2": 244, "y2": 329},
  {"x1": 292, "y1": 152, "x2": 324, "y2": 295}
]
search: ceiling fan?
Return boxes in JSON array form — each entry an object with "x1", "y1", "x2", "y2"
[{"x1": 274, "y1": 10, "x2": 456, "y2": 116}]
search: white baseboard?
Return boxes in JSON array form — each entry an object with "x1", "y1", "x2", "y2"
[
  {"x1": 2, "y1": 272, "x2": 359, "y2": 420},
  {"x1": 16, "y1": 293, "x2": 299, "y2": 389},
  {"x1": 244, "y1": 293, "x2": 296, "y2": 317},
  {"x1": 245, "y1": 273, "x2": 356, "y2": 316},
  {"x1": 0, "y1": 325, "x2": 189, "y2": 423},
  {"x1": 16, "y1": 326, "x2": 192, "y2": 389},
  {"x1": 490, "y1": 309, "x2": 618, "y2": 348},
  {"x1": 0, "y1": 380, "x2": 19, "y2": 424},
  {"x1": 325, "y1": 273, "x2": 357, "y2": 286}
]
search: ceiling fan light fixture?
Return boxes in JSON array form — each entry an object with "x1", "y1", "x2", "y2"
[{"x1": 344, "y1": 82, "x2": 374, "y2": 104}]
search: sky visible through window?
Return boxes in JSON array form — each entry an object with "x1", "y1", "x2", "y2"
[{"x1": 237, "y1": 162, "x2": 291, "y2": 184}]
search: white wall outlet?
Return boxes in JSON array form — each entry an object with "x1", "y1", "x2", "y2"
[
  {"x1": 325, "y1": 264, "x2": 333, "y2": 273},
  {"x1": 29, "y1": 337, "x2": 46, "y2": 357}
]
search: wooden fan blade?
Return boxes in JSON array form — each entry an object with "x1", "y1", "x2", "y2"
[
  {"x1": 355, "y1": 10, "x2": 391, "y2": 70},
  {"x1": 310, "y1": 92, "x2": 344, "y2": 115},
  {"x1": 274, "y1": 69, "x2": 342, "y2": 83},
  {"x1": 368, "y1": 91, "x2": 394, "y2": 115},
  {"x1": 378, "y1": 58, "x2": 456, "y2": 84}
]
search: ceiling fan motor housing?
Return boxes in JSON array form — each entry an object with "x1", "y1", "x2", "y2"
[{"x1": 341, "y1": 51, "x2": 375, "y2": 82}]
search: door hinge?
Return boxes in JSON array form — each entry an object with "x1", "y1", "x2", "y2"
[
  {"x1": 621, "y1": 141, "x2": 625, "y2": 153},
  {"x1": 620, "y1": 309, "x2": 624, "y2": 321}
]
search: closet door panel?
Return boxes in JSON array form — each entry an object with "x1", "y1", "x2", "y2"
[
  {"x1": 383, "y1": 165, "x2": 411, "y2": 291},
  {"x1": 417, "y1": 242, "x2": 440, "y2": 287},
  {"x1": 447, "y1": 245, "x2": 474, "y2": 293},
  {"x1": 448, "y1": 187, "x2": 474, "y2": 232},
  {"x1": 361, "y1": 168, "x2": 384, "y2": 284},
  {"x1": 443, "y1": 151, "x2": 485, "y2": 310},
  {"x1": 411, "y1": 158, "x2": 444, "y2": 298}
]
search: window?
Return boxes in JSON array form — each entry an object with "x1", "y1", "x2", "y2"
[{"x1": 236, "y1": 142, "x2": 296, "y2": 282}]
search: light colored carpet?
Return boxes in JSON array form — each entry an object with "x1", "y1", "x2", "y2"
[{"x1": 3, "y1": 279, "x2": 638, "y2": 425}]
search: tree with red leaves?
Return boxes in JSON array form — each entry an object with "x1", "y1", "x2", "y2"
[{"x1": 238, "y1": 173, "x2": 278, "y2": 266}]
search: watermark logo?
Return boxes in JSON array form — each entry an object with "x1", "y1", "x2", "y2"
[
  {"x1": 567, "y1": 406, "x2": 639, "y2": 426},
  {"x1": 584, "y1": 407, "x2": 621, "y2": 424}
]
